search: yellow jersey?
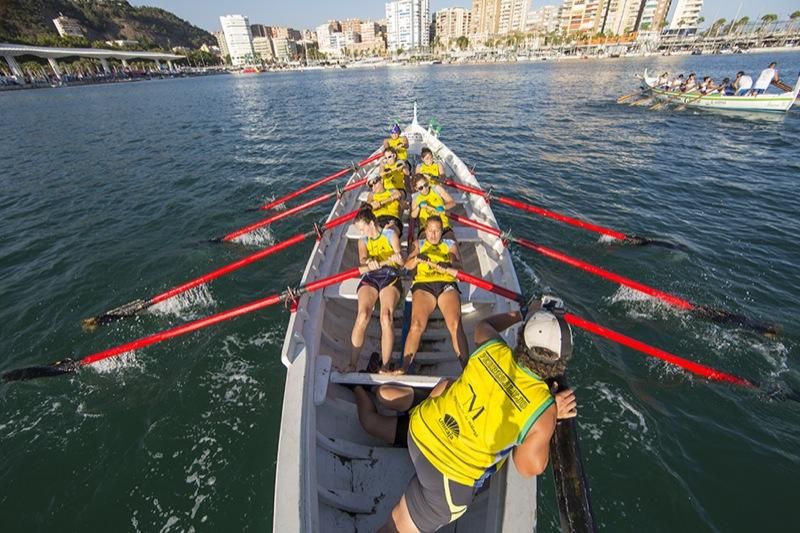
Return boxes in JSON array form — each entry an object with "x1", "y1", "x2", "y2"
[
  {"x1": 414, "y1": 239, "x2": 457, "y2": 284},
  {"x1": 418, "y1": 162, "x2": 441, "y2": 184},
  {"x1": 371, "y1": 190, "x2": 400, "y2": 220},
  {"x1": 414, "y1": 187, "x2": 449, "y2": 229},
  {"x1": 363, "y1": 227, "x2": 399, "y2": 265},
  {"x1": 386, "y1": 136, "x2": 408, "y2": 161},
  {"x1": 382, "y1": 162, "x2": 406, "y2": 192},
  {"x1": 409, "y1": 339, "x2": 554, "y2": 486}
]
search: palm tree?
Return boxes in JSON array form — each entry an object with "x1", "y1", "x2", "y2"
[
  {"x1": 455, "y1": 35, "x2": 469, "y2": 51},
  {"x1": 696, "y1": 16, "x2": 705, "y2": 28},
  {"x1": 761, "y1": 14, "x2": 778, "y2": 23},
  {"x1": 708, "y1": 18, "x2": 726, "y2": 37}
]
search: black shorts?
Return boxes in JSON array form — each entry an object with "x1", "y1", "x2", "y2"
[
  {"x1": 404, "y1": 435, "x2": 476, "y2": 532},
  {"x1": 417, "y1": 225, "x2": 455, "y2": 240},
  {"x1": 358, "y1": 266, "x2": 402, "y2": 294},
  {"x1": 376, "y1": 215, "x2": 403, "y2": 237},
  {"x1": 412, "y1": 281, "x2": 460, "y2": 299}
]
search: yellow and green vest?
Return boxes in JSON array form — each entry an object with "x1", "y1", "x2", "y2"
[
  {"x1": 414, "y1": 239, "x2": 457, "y2": 284},
  {"x1": 386, "y1": 136, "x2": 408, "y2": 160},
  {"x1": 371, "y1": 190, "x2": 400, "y2": 220},
  {"x1": 363, "y1": 227, "x2": 399, "y2": 266},
  {"x1": 409, "y1": 339, "x2": 554, "y2": 486},
  {"x1": 419, "y1": 161, "x2": 441, "y2": 184},
  {"x1": 382, "y1": 162, "x2": 406, "y2": 192},
  {"x1": 415, "y1": 187, "x2": 449, "y2": 229}
]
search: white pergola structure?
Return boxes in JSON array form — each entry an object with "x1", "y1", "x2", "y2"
[{"x1": 1, "y1": 43, "x2": 185, "y2": 80}]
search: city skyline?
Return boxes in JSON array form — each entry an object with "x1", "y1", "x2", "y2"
[{"x1": 132, "y1": 1, "x2": 800, "y2": 33}]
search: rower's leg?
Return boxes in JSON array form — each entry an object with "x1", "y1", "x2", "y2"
[
  {"x1": 379, "y1": 494, "x2": 420, "y2": 533},
  {"x1": 403, "y1": 290, "x2": 437, "y2": 365},
  {"x1": 378, "y1": 285, "x2": 402, "y2": 370},
  {"x1": 376, "y1": 385, "x2": 415, "y2": 411},
  {"x1": 354, "y1": 386, "x2": 398, "y2": 444},
  {"x1": 350, "y1": 286, "x2": 379, "y2": 371},
  {"x1": 438, "y1": 289, "x2": 469, "y2": 367}
]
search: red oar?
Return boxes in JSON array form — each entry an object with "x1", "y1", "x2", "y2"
[
  {"x1": 219, "y1": 177, "x2": 368, "y2": 243},
  {"x1": 3, "y1": 268, "x2": 361, "y2": 382},
  {"x1": 445, "y1": 179, "x2": 677, "y2": 248},
  {"x1": 258, "y1": 152, "x2": 382, "y2": 211},
  {"x1": 454, "y1": 270, "x2": 756, "y2": 389},
  {"x1": 449, "y1": 213, "x2": 777, "y2": 335},
  {"x1": 82, "y1": 210, "x2": 360, "y2": 330}
]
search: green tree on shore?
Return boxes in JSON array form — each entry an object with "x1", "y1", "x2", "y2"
[{"x1": 455, "y1": 36, "x2": 469, "y2": 51}]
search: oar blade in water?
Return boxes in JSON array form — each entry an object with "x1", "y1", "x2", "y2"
[{"x1": 2, "y1": 359, "x2": 79, "y2": 382}]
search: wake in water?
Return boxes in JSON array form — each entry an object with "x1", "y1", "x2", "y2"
[
  {"x1": 148, "y1": 284, "x2": 216, "y2": 320},
  {"x1": 231, "y1": 226, "x2": 275, "y2": 247},
  {"x1": 88, "y1": 350, "x2": 139, "y2": 374},
  {"x1": 607, "y1": 285, "x2": 681, "y2": 321}
]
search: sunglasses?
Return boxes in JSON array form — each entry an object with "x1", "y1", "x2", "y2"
[
  {"x1": 368, "y1": 179, "x2": 380, "y2": 186},
  {"x1": 416, "y1": 183, "x2": 429, "y2": 191}
]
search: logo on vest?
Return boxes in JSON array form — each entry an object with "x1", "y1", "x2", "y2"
[{"x1": 439, "y1": 414, "x2": 460, "y2": 440}]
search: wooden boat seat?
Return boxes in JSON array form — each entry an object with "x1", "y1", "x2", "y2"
[
  {"x1": 345, "y1": 223, "x2": 482, "y2": 242},
  {"x1": 323, "y1": 278, "x2": 495, "y2": 306}
]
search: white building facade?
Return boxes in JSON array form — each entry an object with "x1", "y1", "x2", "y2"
[
  {"x1": 385, "y1": 0, "x2": 431, "y2": 52},
  {"x1": 670, "y1": 0, "x2": 703, "y2": 30},
  {"x1": 220, "y1": 14, "x2": 256, "y2": 66},
  {"x1": 526, "y1": 5, "x2": 561, "y2": 33},
  {"x1": 53, "y1": 16, "x2": 84, "y2": 37}
]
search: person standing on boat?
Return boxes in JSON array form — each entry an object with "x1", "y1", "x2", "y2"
[
  {"x1": 395, "y1": 216, "x2": 468, "y2": 375},
  {"x1": 348, "y1": 208, "x2": 404, "y2": 373},
  {"x1": 380, "y1": 147, "x2": 410, "y2": 199},
  {"x1": 367, "y1": 174, "x2": 404, "y2": 236},
  {"x1": 751, "y1": 62, "x2": 779, "y2": 95},
  {"x1": 411, "y1": 175, "x2": 456, "y2": 240},
  {"x1": 734, "y1": 71, "x2": 753, "y2": 96},
  {"x1": 415, "y1": 147, "x2": 446, "y2": 185},
  {"x1": 379, "y1": 298, "x2": 578, "y2": 533},
  {"x1": 384, "y1": 124, "x2": 410, "y2": 168}
]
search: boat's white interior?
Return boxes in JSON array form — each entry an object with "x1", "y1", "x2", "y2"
[{"x1": 274, "y1": 114, "x2": 537, "y2": 532}]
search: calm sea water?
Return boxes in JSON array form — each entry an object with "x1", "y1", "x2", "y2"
[{"x1": 1, "y1": 53, "x2": 799, "y2": 532}]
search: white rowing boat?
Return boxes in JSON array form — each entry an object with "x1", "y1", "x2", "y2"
[
  {"x1": 642, "y1": 68, "x2": 800, "y2": 113},
  {"x1": 273, "y1": 106, "x2": 538, "y2": 531}
]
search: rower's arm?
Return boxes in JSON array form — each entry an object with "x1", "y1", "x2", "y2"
[
  {"x1": 447, "y1": 243, "x2": 462, "y2": 273},
  {"x1": 436, "y1": 185, "x2": 456, "y2": 210},
  {"x1": 438, "y1": 162, "x2": 446, "y2": 178},
  {"x1": 404, "y1": 241, "x2": 421, "y2": 270},
  {"x1": 357, "y1": 239, "x2": 369, "y2": 267},
  {"x1": 410, "y1": 196, "x2": 421, "y2": 218},
  {"x1": 512, "y1": 404, "x2": 557, "y2": 478},
  {"x1": 474, "y1": 311, "x2": 523, "y2": 345}
]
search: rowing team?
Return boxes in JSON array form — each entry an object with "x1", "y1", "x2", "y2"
[
  {"x1": 654, "y1": 61, "x2": 791, "y2": 96},
  {"x1": 347, "y1": 125, "x2": 582, "y2": 532},
  {"x1": 346, "y1": 124, "x2": 459, "y2": 376}
]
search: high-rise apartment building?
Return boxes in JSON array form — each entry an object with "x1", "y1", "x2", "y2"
[
  {"x1": 434, "y1": 7, "x2": 472, "y2": 41},
  {"x1": 558, "y1": 0, "x2": 605, "y2": 34},
  {"x1": 360, "y1": 21, "x2": 382, "y2": 44},
  {"x1": 526, "y1": 5, "x2": 560, "y2": 33},
  {"x1": 471, "y1": 0, "x2": 528, "y2": 36},
  {"x1": 250, "y1": 24, "x2": 270, "y2": 38},
  {"x1": 213, "y1": 31, "x2": 230, "y2": 59},
  {"x1": 220, "y1": 14, "x2": 255, "y2": 66},
  {"x1": 599, "y1": 0, "x2": 643, "y2": 35},
  {"x1": 252, "y1": 36, "x2": 274, "y2": 61},
  {"x1": 385, "y1": 0, "x2": 431, "y2": 52},
  {"x1": 498, "y1": 0, "x2": 530, "y2": 34},
  {"x1": 669, "y1": 0, "x2": 702, "y2": 29},
  {"x1": 637, "y1": 0, "x2": 672, "y2": 31}
]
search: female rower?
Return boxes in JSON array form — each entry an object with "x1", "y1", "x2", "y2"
[
  {"x1": 348, "y1": 208, "x2": 404, "y2": 373},
  {"x1": 415, "y1": 147, "x2": 446, "y2": 185},
  {"x1": 379, "y1": 147, "x2": 410, "y2": 198},
  {"x1": 383, "y1": 124, "x2": 409, "y2": 167},
  {"x1": 394, "y1": 215, "x2": 469, "y2": 374},
  {"x1": 366, "y1": 174, "x2": 403, "y2": 235},
  {"x1": 411, "y1": 174, "x2": 456, "y2": 239}
]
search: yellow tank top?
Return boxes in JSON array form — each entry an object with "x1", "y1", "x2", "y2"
[
  {"x1": 387, "y1": 136, "x2": 408, "y2": 160},
  {"x1": 415, "y1": 187, "x2": 449, "y2": 229},
  {"x1": 409, "y1": 339, "x2": 554, "y2": 486},
  {"x1": 363, "y1": 227, "x2": 398, "y2": 265},
  {"x1": 371, "y1": 190, "x2": 400, "y2": 220},
  {"x1": 414, "y1": 239, "x2": 457, "y2": 284},
  {"x1": 382, "y1": 163, "x2": 406, "y2": 192},
  {"x1": 418, "y1": 162, "x2": 441, "y2": 184}
]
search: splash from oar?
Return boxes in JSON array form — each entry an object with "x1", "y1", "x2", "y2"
[
  {"x1": 4, "y1": 268, "x2": 361, "y2": 382},
  {"x1": 443, "y1": 179, "x2": 677, "y2": 248},
  {"x1": 448, "y1": 213, "x2": 777, "y2": 336},
  {"x1": 82, "y1": 210, "x2": 359, "y2": 330}
]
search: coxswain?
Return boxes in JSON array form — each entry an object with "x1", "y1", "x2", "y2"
[
  {"x1": 415, "y1": 147, "x2": 446, "y2": 185},
  {"x1": 377, "y1": 297, "x2": 579, "y2": 532},
  {"x1": 383, "y1": 123, "x2": 409, "y2": 167},
  {"x1": 366, "y1": 174, "x2": 403, "y2": 236},
  {"x1": 411, "y1": 174, "x2": 456, "y2": 240},
  {"x1": 348, "y1": 208, "x2": 404, "y2": 373}
]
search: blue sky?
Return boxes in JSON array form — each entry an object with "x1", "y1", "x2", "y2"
[{"x1": 133, "y1": 1, "x2": 800, "y2": 32}]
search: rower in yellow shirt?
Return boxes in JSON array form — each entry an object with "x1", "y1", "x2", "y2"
[
  {"x1": 411, "y1": 174, "x2": 456, "y2": 239},
  {"x1": 415, "y1": 146, "x2": 446, "y2": 185},
  {"x1": 366, "y1": 174, "x2": 403, "y2": 236},
  {"x1": 383, "y1": 123, "x2": 409, "y2": 167}
]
